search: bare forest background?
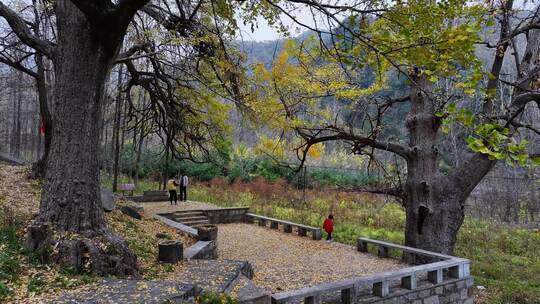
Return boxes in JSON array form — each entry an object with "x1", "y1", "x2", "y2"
[{"x1": 1, "y1": 36, "x2": 539, "y2": 227}]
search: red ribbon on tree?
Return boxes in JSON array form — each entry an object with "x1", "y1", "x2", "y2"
[{"x1": 40, "y1": 119, "x2": 46, "y2": 135}]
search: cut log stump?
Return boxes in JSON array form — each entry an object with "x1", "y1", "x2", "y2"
[
  {"x1": 158, "y1": 240, "x2": 183, "y2": 264},
  {"x1": 197, "y1": 225, "x2": 218, "y2": 241}
]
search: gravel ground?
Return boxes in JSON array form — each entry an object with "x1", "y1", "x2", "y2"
[
  {"x1": 140, "y1": 201, "x2": 407, "y2": 293},
  {"x1": 216, "y1": 223, "x2": 406, "y2": 292}
]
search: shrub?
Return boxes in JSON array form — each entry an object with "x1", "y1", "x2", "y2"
[
  {"x1": 27, "y1": 274, "x2": 46, "y2": 294},
  {"x1": 0, "y1": 206, "x2": 23, "y2": 282},
  {"x1": 197, "y1": 292, "x2": 239, "y2": 304},
  {"x1": 0, "y1": 282, "x2": 9, "y2": 300}
]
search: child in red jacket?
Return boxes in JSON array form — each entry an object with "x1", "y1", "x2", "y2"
[{"x1": 323, "y1": 214, "x2": 334, "y2": 242}]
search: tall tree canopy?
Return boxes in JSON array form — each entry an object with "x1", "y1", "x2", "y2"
[
  {"x1": 0, "y1": 0, "x2": 267, "y2": 275},
  {"x1": 1, "y1": 0, "x2": 539, "y2": 276},
  {"x1": 250, "y1": 0, "x2": 540, "y2": 255}
]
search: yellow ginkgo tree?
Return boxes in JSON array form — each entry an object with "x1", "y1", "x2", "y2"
[{"x1": 249, "y1": 0, "x2": 540, "y2": 256}]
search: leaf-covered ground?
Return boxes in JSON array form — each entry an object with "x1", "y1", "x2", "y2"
[
  {"x1": 0, "y1": 165, "x2": 194, "y2": 303},
  {"x1": 217, "y1": 223, "x2": 405, "y2": 292},
  {"x1": 142, "y1": 201, "x2": 407, "y2": 293}
]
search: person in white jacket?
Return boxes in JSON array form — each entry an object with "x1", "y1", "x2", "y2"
[{"x1": 179, "y1": 174, "x2": 189, "y2": 202}]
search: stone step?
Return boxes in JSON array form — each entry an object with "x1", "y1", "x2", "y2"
[
  {"x1": 173, "y1": 215, "x2": 208, "y2": 222},
  {"x1": 172, "y1": 211, "x2": 206, "y2": 217},
  {"x1": 182, "y1": 219, "x2": 210, "y2": 227},
  {"x1": 172, "y1": 212, "x2": 206, "y2": 218},
  {"x1": 181, "y1": 218, "x2": 210, "y2": 224},
  {"x1": 52, "y1": 279, "x2": 199, "y2": 303},
  {"x1": 173, "y1": 210, "x2": 206, "y2": 215},
  {"x1": 191, "y1": 222, "x2": 212, "y2": 228},
  {"x1": 227, "y1": 274, "x2": 270, "y2": 303}
]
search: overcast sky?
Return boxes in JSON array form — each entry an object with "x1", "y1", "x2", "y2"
[
  {"x1": 236, "y1": 7, "x2": 319, "y2": 42},
  {"x1": 236, "y1": 0, "x2": 535, "y2": 42}
]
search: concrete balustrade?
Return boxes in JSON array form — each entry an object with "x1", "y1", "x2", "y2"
[
  {"x1": 245, "y1": 213, "x2": 322, "y2": 240},
  {"x1": 400, "y1": 273, "x2": 417, "y2": 290},
  {"x1": 428, "y1": 268, "x2": 443, "y2": 284},
  {"x1": 271, "y1": 237, "x2": 472, "y2": 304},
  {"x1": 340, "y1": 286, "x2": 356, "y2": 304},
  {"x1": 377, "y1": 246, "x2": 390, "y2": 258},
  {"x1": 372, "y1": 281, "x2": 389, "y2": 297}
]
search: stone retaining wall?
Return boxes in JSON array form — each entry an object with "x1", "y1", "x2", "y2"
[
  {"x1": 204, "y1": 207, "x2": 249, "y2": 224},
  {"x1": 357, "y1": 277, "x2": 473, "y2": 304}
]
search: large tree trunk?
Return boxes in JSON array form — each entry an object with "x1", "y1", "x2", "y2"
[
  {"x1": 27, "y1": 0, "x2": 138, "y2": 276},
  {"x1": 404, "y1": 16, "x2": 540, "y2": 256},
  {"x1": 403, "y1": 71, "x2": 465, "y2": 256}
]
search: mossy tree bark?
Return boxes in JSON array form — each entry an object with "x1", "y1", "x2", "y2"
[{"x1": 22, "y1": 0, "x2": 149, "y2": 276}]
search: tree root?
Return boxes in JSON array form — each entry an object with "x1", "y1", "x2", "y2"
[
  {"x1": 28, "y1": 158, "x2": 47, "y2": 179},
  {"x1": 27, "y1": 223, "x2": 140, "y2": 277}
]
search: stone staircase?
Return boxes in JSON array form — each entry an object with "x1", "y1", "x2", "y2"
[{"x1": 171, "y1": 210, "x2": 210, "y2": 228}]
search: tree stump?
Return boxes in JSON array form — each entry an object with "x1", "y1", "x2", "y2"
[
  {"x1": 158, "y1": 240, "x2": 183, "y2": 264},
  {"x1": 197, "y1": 225, "x2": 218, "y2": 241}
]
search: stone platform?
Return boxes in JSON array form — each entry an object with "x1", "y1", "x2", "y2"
[
  {"x1": 49, "y1": 279, "x2": 198, "y2": 303},
  {"x1": 50, "y1": 260, "x2": 257, "y2": 304},
  {"x1": 174, "y1": 259, "x2": 254, "y2": 293}
]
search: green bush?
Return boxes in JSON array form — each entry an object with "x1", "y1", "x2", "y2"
[
  {"x1": 114, "y1": 144, "x2": 379, "y2": 189},
  {"x1": 0, "y1": 282, "x2": 9, "y2": 300},
  {"x1": 197, "y1": 292, "x2": 239, "y2": 304},
  {"x1": 0, "y1": 207, "x2": 23, "y2": 283},
  {"x1": 27, "y1": 274, "x2": 46, "y2": 294},
  {"x1": 0, "y1": 250, "x2": 20, "y2": 282},
  {"x1": 309, "y1": 168, "x2": 378, "y2": 188}
]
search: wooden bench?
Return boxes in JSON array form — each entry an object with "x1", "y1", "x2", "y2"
[
  {"x1": 119, "y1": 183, "x2": 136, "y2": 196},
  {"x1": 245, "y1": 213, "x2": 322, "y2": 240}
]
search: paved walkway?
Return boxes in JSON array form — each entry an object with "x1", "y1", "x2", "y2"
[
  {"x1": 142, "y1": 201, "x2": 219, "y2": 217},
  {"x1": 49, "y1": 280, "x2": 197, "y2": 304}
]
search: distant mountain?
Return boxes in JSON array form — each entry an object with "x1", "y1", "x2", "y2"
[
  {"x1": 237, "y1": 31, "x2": 321, "y2": 66},
  {"x1": 238, "y1": 39, "x2": 285, "y2": 66}
]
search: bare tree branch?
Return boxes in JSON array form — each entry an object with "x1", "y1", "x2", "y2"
[{"x1": 0, "y1": 2, "x2": 56, "y2": 59}]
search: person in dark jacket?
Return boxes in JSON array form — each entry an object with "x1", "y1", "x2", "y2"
[
  {"x1": 323, "y1": 214, "x2": 334, "y2": 242},
  {"x1": 179, "y1": 174, "x2": 189, "y2": 201}
]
